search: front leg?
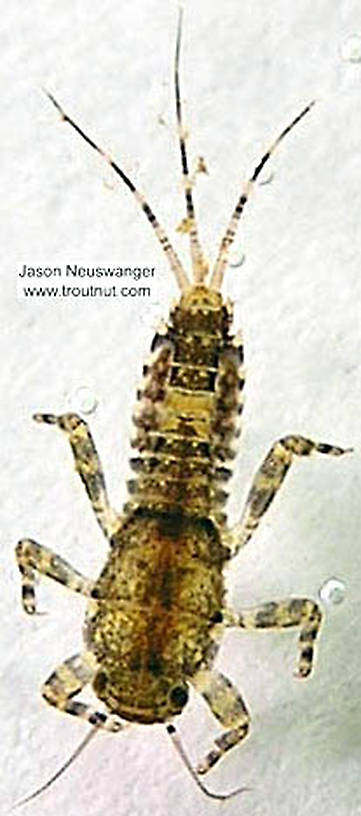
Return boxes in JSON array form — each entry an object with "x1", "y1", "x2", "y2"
[
  {"x1": 42, "y1": 651, "x2": 124, "y2": 731},
  {"x1": 33, "y1": 412, "x2": 120, "y2": 539},
  {"x1": 16, "y1": 538, "x2": 94, "y2": 614},
  {"x1": 227, "y1": 597, "x2": 322, "y2": 678},
  {"x1": 229, "y1": 434, "x2": 351, "y2": 556},
  {"x1": 191, "y1": 668, "x2": 250, "y2": 775}
]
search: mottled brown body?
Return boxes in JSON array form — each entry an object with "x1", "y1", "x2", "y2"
[
  {"x1": 80, "y1": 284, "x2": 243, "y2": 725},
  {"x1": 87, "y1": 509, "x2": 227, "y2": 723},
  {"x1": 15, "y1": 9, "x2": 351, "y2": 806}
]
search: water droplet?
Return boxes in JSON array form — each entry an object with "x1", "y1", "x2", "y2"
[
  {"x1": 258, "y1": 169, "x2": 274, "y2": 186},
  {"x1": 340, "y1": 34, "x2": 361, "y2": 63},
  {"x1": 229, "y1": 251, "x2": 246, "y2": 269},
  {"x1": 68, "y1": 385, "x2": 98, "y2": 415},
  {"x1": 319, "y1": 577, "x2": 346, "y2": 606}
]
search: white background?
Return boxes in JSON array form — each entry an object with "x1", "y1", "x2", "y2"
[{"x1": 2, "y1": 0, "x2": 361, "y2": 814}]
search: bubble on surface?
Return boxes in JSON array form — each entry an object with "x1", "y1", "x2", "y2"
[
  {"x1": 258, "y1": 169, "x2": 274, "y2": 186},
  {"x1": 228, "y1": 250, "x2": 246, "y2": 269},
  {"x1": 157, "y1": 112, "x2": 169, "y2": 127},
  {"x1": 319, "y1": 577, "x2": 346, "y2": 606},
  {"x1": 340, "y1": 34, "x2": 361, "y2": 63},
  {"x1": 68, "y1": 385, "x2": 98, "y2": 415}
]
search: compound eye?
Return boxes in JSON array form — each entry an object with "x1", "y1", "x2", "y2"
[
  {"x1": 93, "y1": 671, "x2": 108, "y2": 694},
  {"x1": 169, "y1": 684, "x2": 189, "y2": 710}
]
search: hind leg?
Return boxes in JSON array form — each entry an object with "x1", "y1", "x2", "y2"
[
  {"x1": 229, "y1": 435, "x2": 351, "y2": 556},
  {"x1": 33, "y1": 412, "x2": 119, "y2": 538}
]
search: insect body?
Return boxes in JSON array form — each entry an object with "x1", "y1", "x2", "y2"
[{"x1": 15, "y1": 9, "x2": 351, "y2": 806}]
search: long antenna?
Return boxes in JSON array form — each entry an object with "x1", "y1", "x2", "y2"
[
  {"x1": 9, "y1": 727, "x2": 99, "y2": 811},
  {"x1": 175, "y1": 7, "x2": 208, "y2": 283},
  {"x1": 166, "y1": 724, "x2": 250, "y2": 800},
  {"x1": 44, "y1": 90, "x2": 190, "y2": 293},
  {"x1": 210, "y1": 100, "x2": 315, "y2": 290}
]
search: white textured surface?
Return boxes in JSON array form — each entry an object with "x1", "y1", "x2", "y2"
[{"x1": 2, "y1": 0, "x2": 361, "y2": 814}]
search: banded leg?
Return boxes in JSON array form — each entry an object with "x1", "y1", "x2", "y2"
[
  {"x1": 15, "y1": 538, "x2": 94, "y2": 614},
  {"x1": 33, "y1": 412, "x2": 120, "y2": 539},
  {"x1": 229, "y1": 434, "x2": 351, "y2": 556},
  {"x1": 230, "y1": 597, "x2": 322, "y2": 678},
  {"x1": 192, "y1": 668, "x2": 250, "y2": 775},
  {"x1": 42, "y1": 652, "x2": 123, "y2": 731}
]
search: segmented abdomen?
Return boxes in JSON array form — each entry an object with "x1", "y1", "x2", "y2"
[{"x1": 126, "y1": 295, "x2": 244, "y2": 522}]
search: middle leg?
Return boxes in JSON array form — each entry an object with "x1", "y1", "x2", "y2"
[
  {"x1": 227, "y1": 597, "x2": 323, "y2": 678},
  {"x1": 16, "y1": 538, "x2": 94, "y2": 615}
]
